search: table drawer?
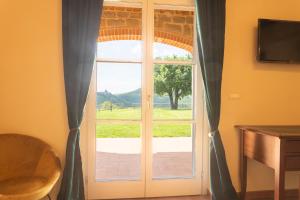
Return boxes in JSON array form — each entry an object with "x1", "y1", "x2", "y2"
[
  {"x1": 286, "y1": 140, "x2": 300, "y2": 153},
  {"x1": 286, "y1": 156, "x2": 300, "y2": 170}
]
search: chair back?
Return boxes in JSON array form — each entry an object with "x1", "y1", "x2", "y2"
[{"x1": 0, "y1": 134, "x2": 51, "y2": 181}]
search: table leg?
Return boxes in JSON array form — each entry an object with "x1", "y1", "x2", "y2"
[
  {"x1": 240, "y1": 131, "x2": 247, "y2": 200},
  {"x1": 274, "y1": 166, "x2": 285, "y2": 200},
  {"x1": 298, "y1": 179, "x2": 300, "y2": 200},
  {"x1": 299, "y1": 176, "x2": 300, "y2": 200},
  {"x1": 274, "y1": 139, "x2": 285, "y2": 200}
]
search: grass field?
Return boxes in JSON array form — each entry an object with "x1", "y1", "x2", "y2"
[
  {"x1": 97, "y1": 108, "x2": 192, "y2": 120},
  {"x1": 96, "y1": 108, "x2": 192, "y2": 138}
]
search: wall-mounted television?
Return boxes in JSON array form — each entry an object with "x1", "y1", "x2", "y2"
[{"x1": 257, "y1": 18, "x2": 300, "y2": 63}]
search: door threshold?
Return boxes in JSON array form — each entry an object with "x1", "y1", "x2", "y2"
[{"x1": 102, "y1": 195, "x2": 210, "y2": 200}]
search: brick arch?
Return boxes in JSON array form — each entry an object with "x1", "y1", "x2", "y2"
[
  {"x1": 99, "y1": 28, "x2": 142, "y2": 42},
  {"x1": 98, "y1": 6, "x2": 194, "y2": 53},
  {"x1": 99, "y1": 29, "x2": 192, "y2": 52},
  {"x1": 154, "y1": 31, "x2": 193, "y2": 52}
]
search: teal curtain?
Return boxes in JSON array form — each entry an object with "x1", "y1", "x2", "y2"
[
  {"x1": 57, "y1": 0, "x2": 103, "y2": 199},
  {"x1": 194, "y1": 0, "x2": 239, "y2": 200}
]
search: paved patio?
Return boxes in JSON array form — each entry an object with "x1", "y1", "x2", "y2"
[{"x1": 96, "y1": 137, "x2": 193, "y2": 180}]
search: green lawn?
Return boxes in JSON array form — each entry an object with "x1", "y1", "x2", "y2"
[
  {"x1": 96, "y1": 108, "x2": 192, "y2": 138},
  {"x1": 96, "y1": 108, "x2": 192, "y2": 120}
]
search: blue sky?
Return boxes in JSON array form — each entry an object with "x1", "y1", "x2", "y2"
[{"x1": 97, "y1": 40, "x2": 191, "y2": 94}]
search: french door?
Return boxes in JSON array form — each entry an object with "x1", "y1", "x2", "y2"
[{"x1": 86, "y1": 0, "x2": 208, "y2": 199}]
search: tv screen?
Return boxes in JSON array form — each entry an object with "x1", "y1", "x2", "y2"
[{"x1": 258, "y1": 18, "x2": 300, "y2": 63}]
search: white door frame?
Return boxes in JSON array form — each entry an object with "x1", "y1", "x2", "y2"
[{"x1": 84, "y1": 0, "x2": 209, "y2": 199}]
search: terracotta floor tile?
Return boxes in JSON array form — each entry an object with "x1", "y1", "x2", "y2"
[
  {"x1": 96, "y1": 152, "x2": 193, "y2": 180},
  {"x1": 121, "y1": 196, "x2": 210, "y2": 200}
]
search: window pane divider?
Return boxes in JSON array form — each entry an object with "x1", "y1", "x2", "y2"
[
  {"x1": 152, "y1": 119, "x2": 195, "y2": 124},
  {"x1": 153, "y1": 59, "x2": 194, "y2": 65},
  {"x1": 104, "y1": 1, "x2": 142, "y2": 8},
  {"x1": 96, "y1": 58, "x2": 142, "y2": 64},
  {"x1": 96, "y1": 119, "x2": 141, "y2": 124},
  {"x1": 96, "y1": 119, "x2": 194, "y2": 124},
  {"x1": 154, "y1": 4, "x2": 195, "y2": 12}
]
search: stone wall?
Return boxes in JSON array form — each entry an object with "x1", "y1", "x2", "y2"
[
  {"x1": 98, "y1": 6, "x2": 194, "y2": 52},
  {"x1": 154, "y1": 9, "x2": 193, "y2": 52}
]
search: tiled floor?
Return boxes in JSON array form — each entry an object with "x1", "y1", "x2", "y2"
[
  {"x1": 124, "y1": 196, "x2": 210, "y2": 200},
  {"x1": 96, "y1": 152, "x2": 193, "y2": 180},
  {"x1": 96, "y1": 138, "x2": 193, "y2": 180}
]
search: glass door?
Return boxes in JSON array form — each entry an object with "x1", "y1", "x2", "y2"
[
  {"x1": 87, "y1": 2, "x2": 146, "y2": 199},
  {"x1": 145, "y1": 4, "x2": 202, "y2": 197},
  {"x1": 87, "y1": 0, "x2": 206, "y2": 199}
]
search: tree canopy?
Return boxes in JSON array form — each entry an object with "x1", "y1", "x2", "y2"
[{"x1": 154, "y1": 55, "x2": 192, "y2": 110}]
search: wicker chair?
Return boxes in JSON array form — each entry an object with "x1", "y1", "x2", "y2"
[{"x1": 0, "y1": 134, "x2": 61, "y2": 200}]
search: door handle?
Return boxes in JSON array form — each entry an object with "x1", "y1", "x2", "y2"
[{"x1": 147, "y1": 95, "x2": 151, "y2": 110}]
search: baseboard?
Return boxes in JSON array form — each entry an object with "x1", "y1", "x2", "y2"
[{"x1": 245, "y1": 189, "x2": 298, "y2": 200}]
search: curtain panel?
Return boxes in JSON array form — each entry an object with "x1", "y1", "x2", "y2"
[
  {"x1": 194, "y1": 0, "x2": 239, "y2": 200},
  {"x1": 58, "y1": 0, "x2": 104, "y2": 199}
]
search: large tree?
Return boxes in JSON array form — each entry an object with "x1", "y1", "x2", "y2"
[{"x1": 154, "y1": 55, "x2": 192, "y2": 110}]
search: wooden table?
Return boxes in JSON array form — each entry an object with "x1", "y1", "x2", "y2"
[{"x1": 236, "y1": 125, "x2": 300, "y2": 200}]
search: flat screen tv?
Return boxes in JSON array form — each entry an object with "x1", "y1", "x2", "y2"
[{"x1": 258, "y1": 18, "x2": 300, "y2": 63}]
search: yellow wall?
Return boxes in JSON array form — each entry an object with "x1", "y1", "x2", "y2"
[
  {"x1": 223, "y1": 0, "x2": 300, "y2": 191},
  {"x1": 1, "y1": 0, "x2": 300, "y2": 196},
  {"x1": 0, "y1": 0, "x2": 67, "y2": 196}
]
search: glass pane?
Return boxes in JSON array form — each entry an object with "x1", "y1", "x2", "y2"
[
  {"x1": 152, "y1": 124, "x2": 194, "y2": 178},
  {"x1": 153, "y1": 9, "x2": 194, "y2": 60},
  {"x1": 96, "y1": 63, "x2": 141, "y2": 120},
  {"x1": 153, "y1": 64, "x2": 193, "y2": 120},
  {"x1": 96, "y1": 124, "x2": 141, "y2": 181},
  {"x1": 153, "y1": 43, "x2": 192, "y2": 61},
  {"x1": 97, "y1": 40, "x2": 142, "y2": 61},
  {"x1": 98, "y1": 5, "x2": 142, "y2": 60}
]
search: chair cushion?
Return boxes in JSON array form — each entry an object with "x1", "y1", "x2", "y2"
[
  {"x1": 0, "y1": 176, "x2": 47, "y2": 195},
  {"x1": 0, "y1": 134, "x2": 61, "y2": 200}
]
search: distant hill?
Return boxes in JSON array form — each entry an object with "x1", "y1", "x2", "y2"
[
  {"x1": 97, "y1": 89, "x2": 141, "y2": 107},
  {"x1": 97, "y1": 88, "x2": 192, "y2": 108}
]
